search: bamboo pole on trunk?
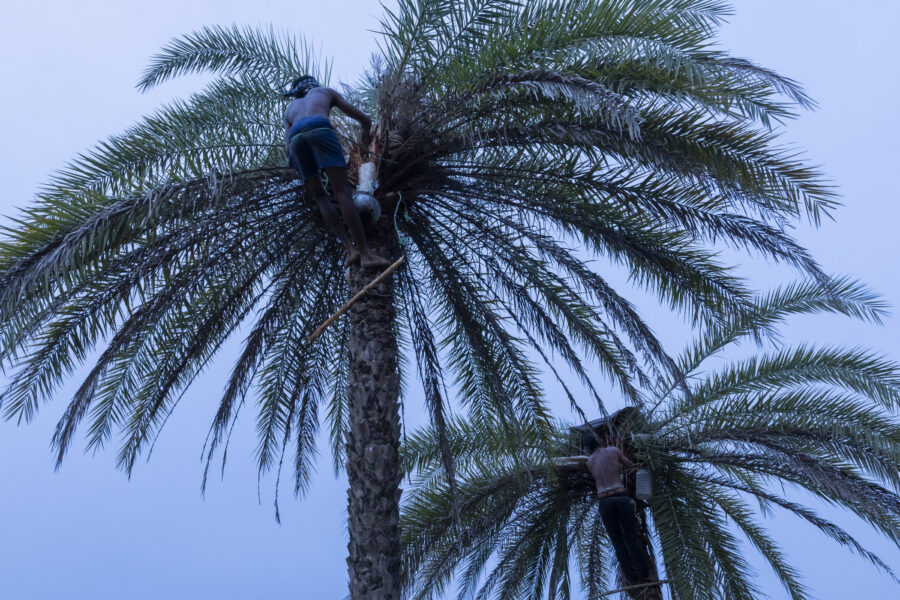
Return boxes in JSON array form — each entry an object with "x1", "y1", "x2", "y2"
[
  {"x1": 307, "y1": 254, "x2": 406, "y2": 344},
  {"x1": 589, "y1": 579, "x2": 669, "y2": 599}
]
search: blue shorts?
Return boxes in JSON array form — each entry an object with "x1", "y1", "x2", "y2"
[{"x1": 287, "y1": 116, "x2": 347, "y2": 178}]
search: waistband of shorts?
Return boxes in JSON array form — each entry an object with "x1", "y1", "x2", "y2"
[
  {"x1": 596, "y1": 488, "x2": 626, "y2": 499},
  {"x1": 289, "y1": 116, "x2": 333, "y2": 135}
]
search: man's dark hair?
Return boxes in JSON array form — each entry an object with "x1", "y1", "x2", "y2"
[
  {"x1": 584, "y1": 429, "x2": 611, "y2": 452},
  {"x1": 282, "y1": 75, "x2": 321, "y2": 98}
]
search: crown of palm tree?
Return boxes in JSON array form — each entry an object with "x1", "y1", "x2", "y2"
[
  {"x1": 400, "y1": 280, "x2": 899, "y2": 600},
  {"x1": 0, "y1": 0, "x2": 837, "y2": 502}
]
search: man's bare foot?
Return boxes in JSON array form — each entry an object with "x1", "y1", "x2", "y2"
[
  {"x1": 344, "y1": 250, "x2": 361, "y2": 267},
  {"x1": 360, "y1": 253, "x2": 392, "y2": 269}
]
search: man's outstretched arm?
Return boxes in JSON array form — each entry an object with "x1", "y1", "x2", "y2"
[
  {"x1": 330, "y1": 90, "x2": 372, "y2": 147},
  {"x1": 618, "y1": 448, "x2": 635, "y2": 470}
]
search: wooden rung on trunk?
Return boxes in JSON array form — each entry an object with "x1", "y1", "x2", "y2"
[{"x1": 307, "y1": 255, "x2": 407, "y2": 344}]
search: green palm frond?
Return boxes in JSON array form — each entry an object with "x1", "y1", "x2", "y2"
[{"x1": 137, "y1": 24, "x2": 326, "y2": 92}]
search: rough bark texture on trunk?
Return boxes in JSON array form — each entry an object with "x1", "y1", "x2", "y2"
[{"x1": 345, "y1": 221, "x2": 403, "y2": 600}]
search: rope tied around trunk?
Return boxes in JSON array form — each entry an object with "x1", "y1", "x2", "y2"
[{"x1": 393, "y1": 191, "x2": 410, "y2": 248}]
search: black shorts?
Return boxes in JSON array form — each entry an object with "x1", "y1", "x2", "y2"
[{"x1": 288, "y1": 116, "x2": 347, "y2": 177}]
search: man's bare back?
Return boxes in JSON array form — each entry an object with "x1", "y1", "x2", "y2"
[
  {"x1": 284, "y1": 87, "x2": 334, "y2": 121},
  {"x1": 586, "y1": 446, "x2": 634, "y2": 494}
]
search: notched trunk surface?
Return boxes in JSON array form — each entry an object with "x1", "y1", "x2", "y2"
[{"x1": 345, "y1": 220, "x2": 403, "y2": 600}]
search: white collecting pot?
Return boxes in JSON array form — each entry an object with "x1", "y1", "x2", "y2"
[
  {"x1": 353, "y1": 191, "x2": 381, "y2": 227},
  {"x1": 354, "y1": 162, "x2": 381, "y2": 227},
  {"x1": 635, "y1": 468, "x2": 652, "y2": 501},
  {"x1": 358, "y1": 162, "x2": 377, "y2": 194}
]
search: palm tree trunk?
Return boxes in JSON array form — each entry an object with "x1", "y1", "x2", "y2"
[
  {"x1": 345, "y1": 220, "x2": 403, "y2": 600},
  {"x1": 627, "y1": 506, "x2": 662, "y2": 600}
]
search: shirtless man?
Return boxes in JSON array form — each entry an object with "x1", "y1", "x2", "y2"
[
  {"x1": 586, "y1": 435, "x2": 651, "y2": 584},
  {"x1": 282, "y1": 75, "x2": 390, "y2": 269}
]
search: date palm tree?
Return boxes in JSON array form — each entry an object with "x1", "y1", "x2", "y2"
[
  {"x1": 400, "y1": 280, "x2": 900, "y2": 600},
  {"x1": 0, "y1": 2, "x2": 839, "y2": 598}
]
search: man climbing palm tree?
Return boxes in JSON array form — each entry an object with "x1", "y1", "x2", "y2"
[
  {"x1": 283, "y1": 75, "x2": 390, "y2": 268},
  {"x1": 586, "y1": 435, "x2": 653, "y2": 587}
]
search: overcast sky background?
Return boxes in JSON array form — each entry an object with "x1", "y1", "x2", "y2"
[{"x1": 1, "y1": 1, "x2": 898, "y2": 599}]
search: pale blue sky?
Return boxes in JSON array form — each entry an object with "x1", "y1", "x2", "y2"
[{"x1": 0, "y1": 1, "x2": 898, "y2": 598}]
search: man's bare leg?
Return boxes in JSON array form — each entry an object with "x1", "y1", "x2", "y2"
[
  {"x1": 305, "y1": 174, "x2": 360, "y2": 266},
  {"x1": 324, "y1": 167, "x2": 391, "y2": 269}
]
